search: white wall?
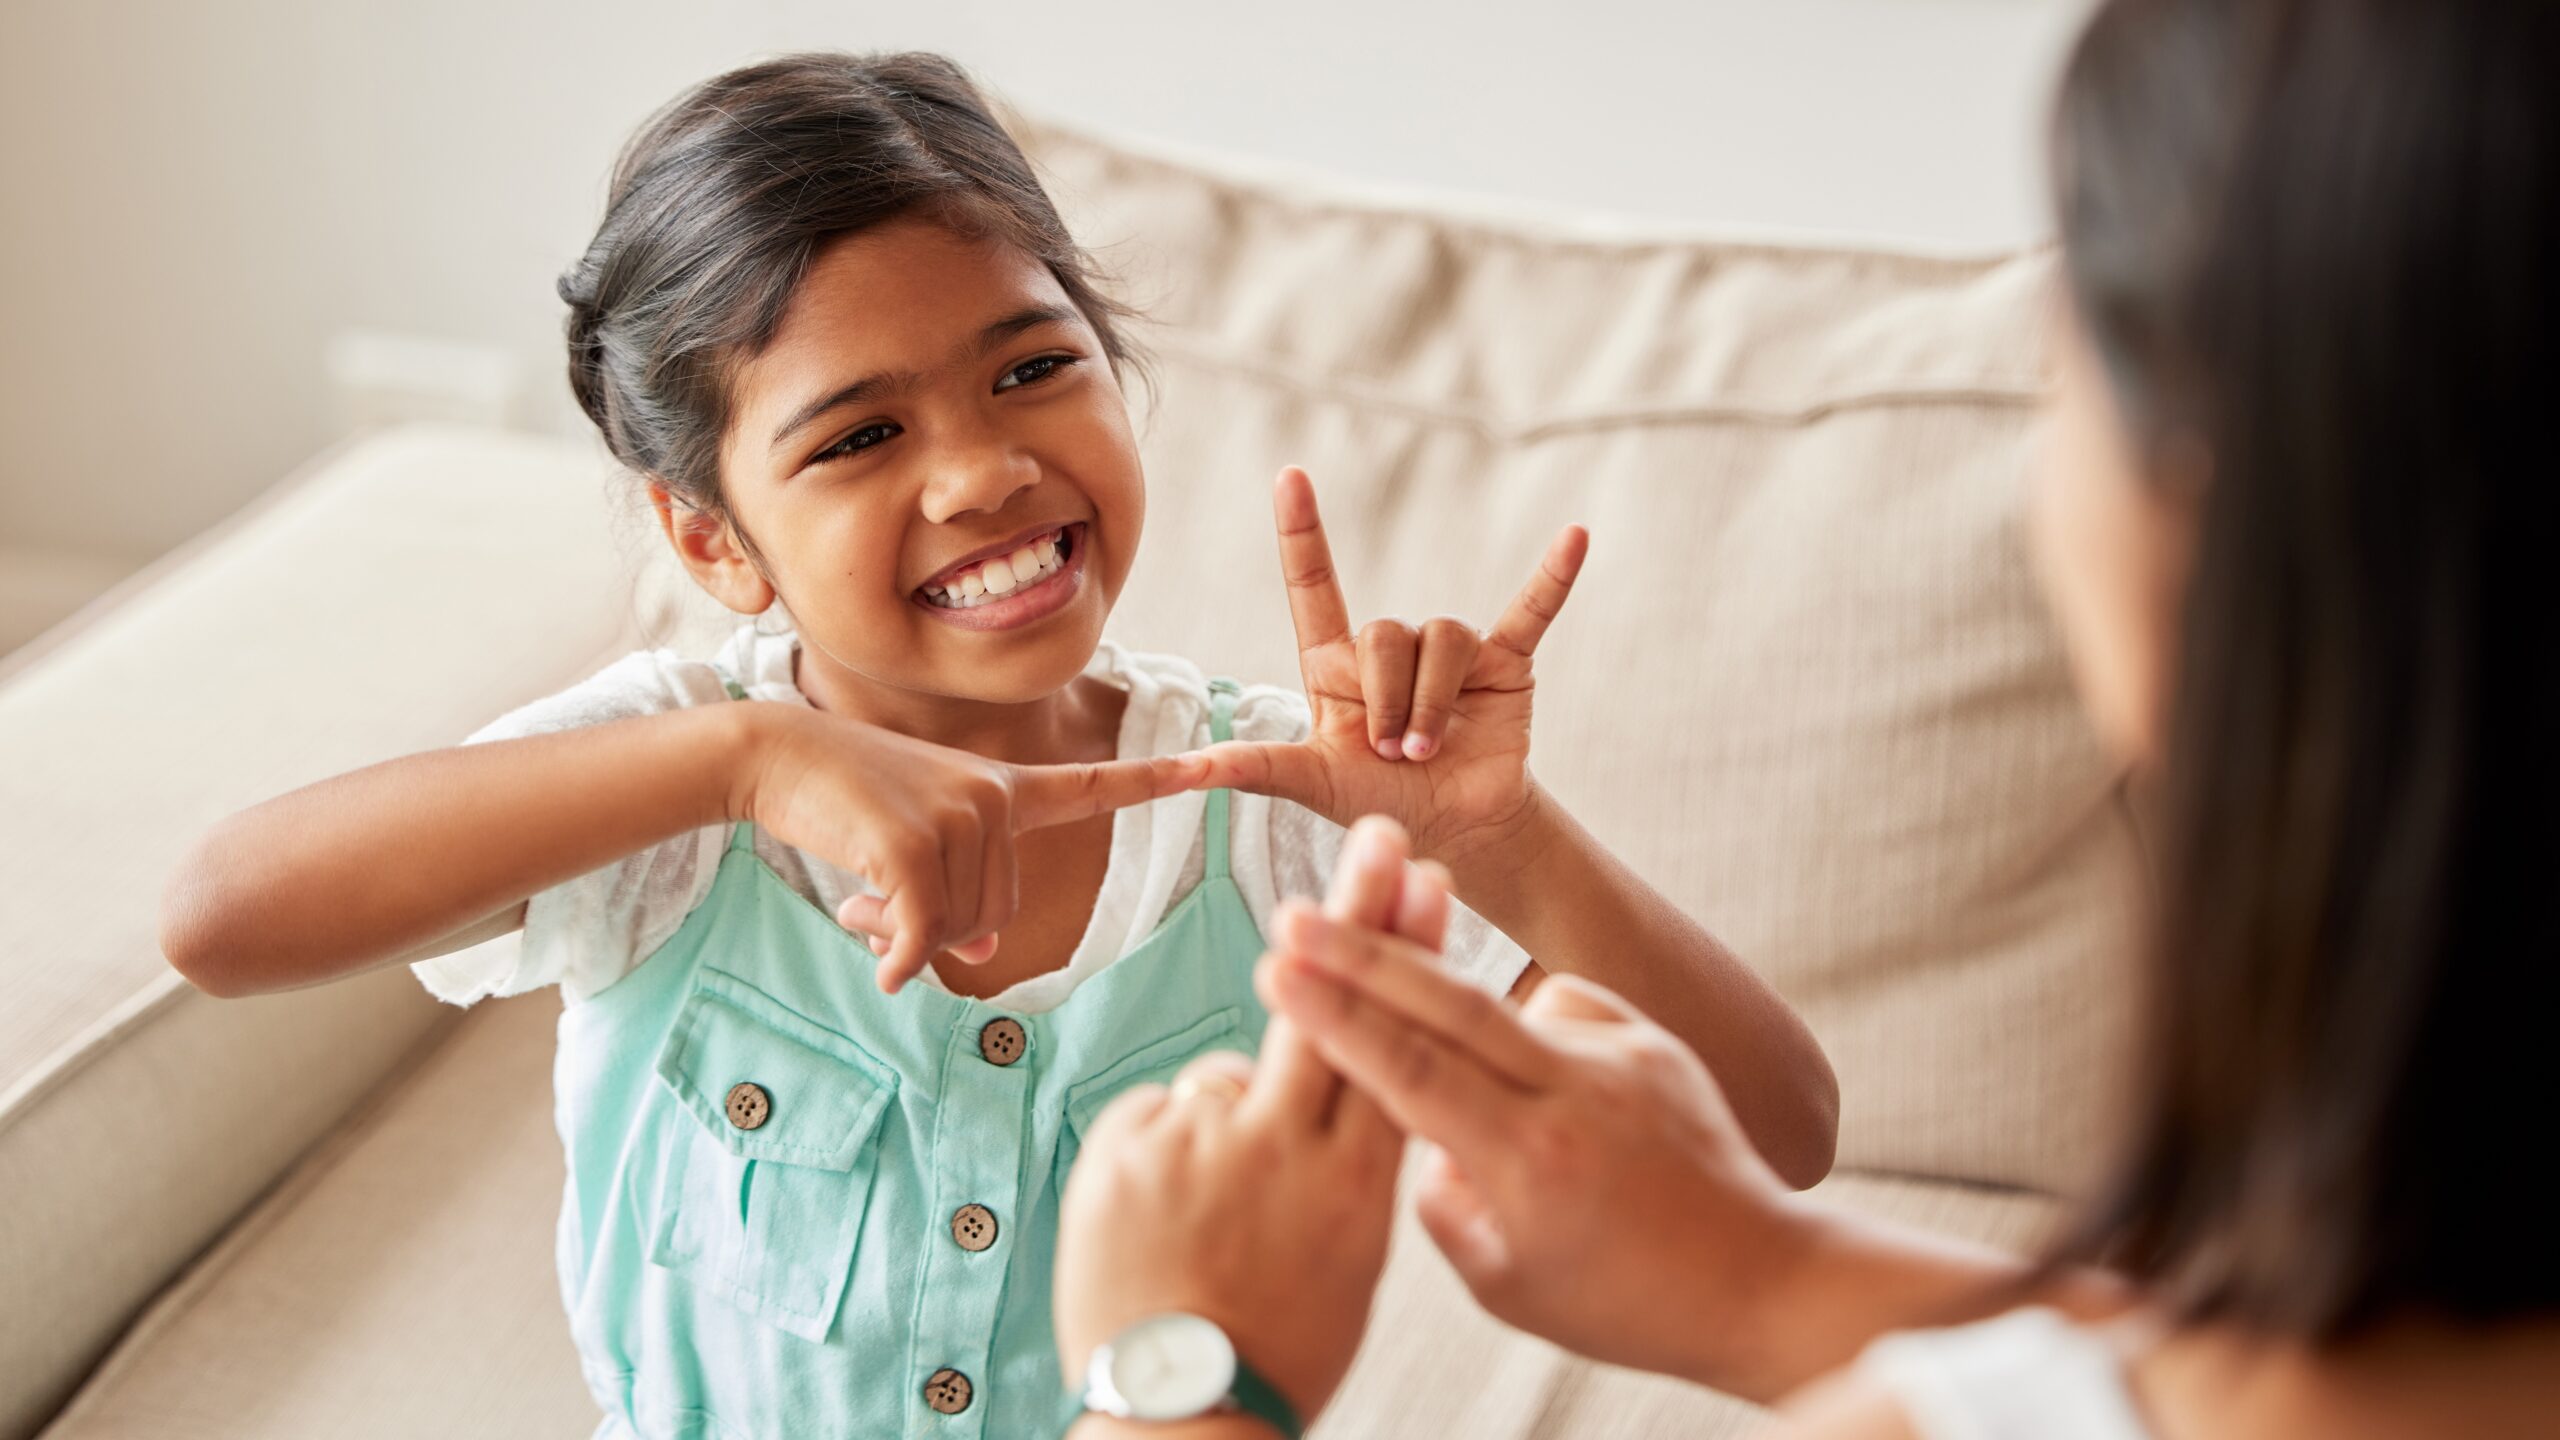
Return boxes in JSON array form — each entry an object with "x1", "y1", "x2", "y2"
[{"x1": 0, "y1": 0, "x2": 2092, "y2": 574}]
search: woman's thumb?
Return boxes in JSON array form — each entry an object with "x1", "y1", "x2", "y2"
[{"x1": 1414, "y1": 1147, "x2": 1513, "y2": 1287}]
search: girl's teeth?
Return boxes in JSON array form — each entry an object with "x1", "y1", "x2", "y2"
[{"x1": 921, "y1": 528, "x2": 1073, "y2": 609}]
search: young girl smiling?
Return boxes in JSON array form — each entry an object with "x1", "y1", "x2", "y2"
[{"x1": 162, "y1": 52, "x2": 1835, "y2": 1439}]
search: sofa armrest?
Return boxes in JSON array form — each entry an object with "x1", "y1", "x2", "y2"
[{"x1": 0, "y1": 424, "x2": 666, "y2": 1440}]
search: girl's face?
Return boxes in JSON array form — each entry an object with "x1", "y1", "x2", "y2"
[
  {"x1": 665, "y1": 218, "x2": 1144, "y2": 718},
  {"x1": 2030, "y1": 306, "x2": 2198, "y2": 769}
]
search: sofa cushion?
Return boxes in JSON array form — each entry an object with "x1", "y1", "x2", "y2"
[
  {"x1": 39, "y1": 987, "x2": 2060, "y2": 1440},
  {"x1": 1013, "y1": 120, "x2": 2142, "y2": 1193}
]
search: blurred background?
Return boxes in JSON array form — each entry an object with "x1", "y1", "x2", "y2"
[{"x1": 0, "y1": 0, "x2": 2093, "y2": 661}]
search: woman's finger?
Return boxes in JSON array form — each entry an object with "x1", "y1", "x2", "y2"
[
  {"x1": 1083, "y1": 1081, "x2": 1171, "y2": 1149},
  {"x1": 1328, "y1": 815, "x2": 1411, "y2": 928},
  {"x1": 1264, "y1": 951, "x2": 1527, "y2": 1165},
  {"x1": 1402, "y1": 619, "x2": 1479, "y2": 761},
  {"x1": 1169, "y1": 1050, "x2": 1255, "y2": 1114},
  {"x1": 1244, "y1": 1013, "x2": 1341, "y2": 1132},
  {"x1": 1240, "y1": 815, "x2": 1408, "y2": 1132},
  {"x1": 1394, "y1": 859, "x2": 1453, "y2": 954},
  {"x1": 1486, "y1": 525, "x2": 1590, "y2": 661},
  {"x1": 1356, "y1": 618, "x2": 1421, "y2": 760},
  {"x1": 1274, "y1": 900, "x2": 1557, "y2": 1088}
]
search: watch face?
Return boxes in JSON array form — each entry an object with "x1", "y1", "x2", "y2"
[{"x1": 1106, "y1": 1312, "x2": 1238, "y2": 1420}]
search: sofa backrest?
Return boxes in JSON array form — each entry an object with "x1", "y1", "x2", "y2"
[{"x1": 1009, "y1": 123, "x2": 2141, "y2": 1192}]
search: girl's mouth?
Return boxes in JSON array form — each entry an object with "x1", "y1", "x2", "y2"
[{"x1": 913, "y1": 522, "x2": 1087, "y2": 632}]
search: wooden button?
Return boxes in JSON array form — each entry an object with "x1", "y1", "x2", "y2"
[
  {"x1": 951, "y1": 1203, "x2": 998, "y2": 1253},
  {"x1": 923, "y1": 1367, "x2": 974, "y2": 1415},
  {"x1": 723, "y1": 1081, "x2": 770, "y2": 1131},
  {"x1": 978, "y1": 1018, "x2": 1027, "y2": 1067}
]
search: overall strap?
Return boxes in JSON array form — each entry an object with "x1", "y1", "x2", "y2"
[
  {"x1": 717, "y1": 669, "x2": 755, "y2": 854},
  {"x1": 1204, "y1": 678, "x2": 1241, "y2": 881}
]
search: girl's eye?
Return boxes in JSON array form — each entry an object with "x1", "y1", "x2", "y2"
[
  {"x1": 816, "y1": 422, "x2": 899, "y2": 462},
  {"x1": 995, "y1": 354, "x2": 1079, "y2": 393}
]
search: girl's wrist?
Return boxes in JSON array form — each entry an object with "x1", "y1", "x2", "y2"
[
  {"x1": 1431, "y1": 778, "x2": 1562, "y2": 894},
  {"x1": 713, "y1": 699, "x2": 801, "y2": 825}
]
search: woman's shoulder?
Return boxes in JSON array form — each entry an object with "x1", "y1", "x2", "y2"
[{"x1": 1825, "y1": 1308, "x2": 2153, "y2": 1440}]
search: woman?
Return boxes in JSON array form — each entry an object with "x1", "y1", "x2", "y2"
[{"x1": 1050, "y1": 0, "x2": 2560, "y2": 1435}]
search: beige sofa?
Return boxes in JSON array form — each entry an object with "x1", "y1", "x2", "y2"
[{"x1": 0, "y1": 124, "x2": 2136, "y2": 1439}]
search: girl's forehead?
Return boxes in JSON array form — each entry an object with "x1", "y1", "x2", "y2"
[{"x1": 778, "y1": 221, "x2": 1066, "y2": 354}]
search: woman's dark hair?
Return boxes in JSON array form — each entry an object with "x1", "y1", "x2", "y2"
[
  {"x1": 558, "y1": 51, "x2": 1140, "y2": 526},
  {"x1": 2052, "y1": 0, "x2": 2557, "y2": 1337}
]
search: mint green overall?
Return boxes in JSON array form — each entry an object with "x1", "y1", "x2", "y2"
[{"x1": 556, "y1": 678, "x2": 1267, "y2": 1439}]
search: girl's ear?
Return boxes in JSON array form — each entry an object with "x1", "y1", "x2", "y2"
[{"x1": 648, "y1": 481, "x2": 777, "y2": 616}]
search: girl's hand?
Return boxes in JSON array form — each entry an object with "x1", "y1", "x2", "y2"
[
  {"x1": 1255, "y1": 834, "x2": 1815, "y2": 1397},
  {"x1": 1197, "y1": 467, "x2": 1587, "y2": 863},
  {"x1": 737, "y1": 705, "x2": 1209, "y2": 993},
  {"x1": 1055, "y1": 818, "x2": 1422, "y2": 1425}
]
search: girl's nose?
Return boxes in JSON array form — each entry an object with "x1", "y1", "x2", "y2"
[{"x1": 918, "y1": 434, "x2": 1041, "y2": 524}]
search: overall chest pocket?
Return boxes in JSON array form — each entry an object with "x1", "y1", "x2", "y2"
[
  {"x1": 649, "y1": 970, "x2": 897, "y2": 1343},
  {"x1": 1058, "y1": 1007, "x2": 1254, "y2": 1174}
]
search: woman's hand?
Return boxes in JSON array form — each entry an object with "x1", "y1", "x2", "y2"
[
  {"x1": 1196, "y1": 467, "x2": 1587, "y2": 865},
  {"x1": 1255, "y1": 841, "x2": 1822, "y2": 1399},
  {"x1": 735, "y1": 704, "x2": 1208, "y2": 992},
  {"x1": 1055, "y1": 819, "x2": 1425, "y2": 1426}
]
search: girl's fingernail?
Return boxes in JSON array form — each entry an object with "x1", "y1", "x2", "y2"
[
  {"x1": 1403, "y1": 733, "x2": 1433, "y2": 760},
  {"x1": 1373, "y1": 737, "x2": 1402, "y2": 761}
]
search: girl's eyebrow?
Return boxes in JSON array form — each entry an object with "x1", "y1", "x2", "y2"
[{"x1": 767, "y1": 303, "x2": 1083, "y2": 452}]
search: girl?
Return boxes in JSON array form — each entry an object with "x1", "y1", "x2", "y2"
[{"x1": 160, "y1": 52, "x2": 1835, "y2": 1440}]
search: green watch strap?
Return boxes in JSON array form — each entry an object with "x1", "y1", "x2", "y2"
[{"x1": 1225, "y1": 1356, "x2": 1302, "y2": 1440}]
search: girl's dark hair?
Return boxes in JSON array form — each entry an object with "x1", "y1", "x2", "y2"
[
  {"x1": 2052, "y1": 0, "x2": 2557, "y2": 1337},
  {"x1": 558, "y1": 51, "x2": 1140, "y2": 522}
]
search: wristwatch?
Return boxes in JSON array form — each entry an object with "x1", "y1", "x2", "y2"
[{"x1": 1077, "y1": 1312, "x2": 1302, "y2": 1437}]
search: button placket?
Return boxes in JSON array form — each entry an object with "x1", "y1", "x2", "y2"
[{"x1": 911, "y1": 1015, "x2": 1031, "y2": 1433}]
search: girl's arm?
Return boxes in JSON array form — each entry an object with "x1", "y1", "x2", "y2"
[
  {"x1": 163, "y1": 703, "x2": 1208, "y2": 998},
  {"x1": 163, "y1": 705, "x2": 757, "y2": 997},
  {"x1": 1441, "y1": 787, "x2": 1837, "y2": 1189},
  {"x1": 1193, "y1": 468, "x2": 1839, "y2": 1186}
]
